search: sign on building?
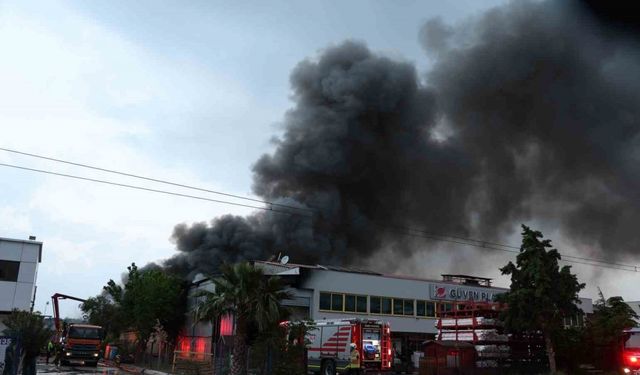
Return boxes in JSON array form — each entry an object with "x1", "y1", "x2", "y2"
[{"x1": 429, "y1": 284, "x2": 503, "y2": 302}]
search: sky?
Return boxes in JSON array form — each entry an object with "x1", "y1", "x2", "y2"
[{"x1": 1, "y1": 0, "x2": 637, "y2": 319}]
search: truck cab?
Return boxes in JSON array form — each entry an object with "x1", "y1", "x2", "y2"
[{"x1": 60, "y1": 324, "x2": 103, "y2": 366}]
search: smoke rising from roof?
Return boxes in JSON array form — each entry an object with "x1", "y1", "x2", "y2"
[{"x1": 164, "y1": 0, "x2": 640, "y2": 279}]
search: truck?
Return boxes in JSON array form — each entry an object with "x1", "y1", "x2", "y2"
[
  {"x1": 51, "y1": 293, "x2": 103, "y2": 366},
  {"x1": 283, "y1": 319, "x2": 392, "y2": 375},
  {"x1": 622, "y1": 328, "x2": 640, "y2": 375}
]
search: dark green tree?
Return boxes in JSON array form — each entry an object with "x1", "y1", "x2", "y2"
[
  {"x1": 2, "y1": 310, "x2": 52, "y2": 375},
  {"x1": 496, "y1": 225, "x2": 585, "y2": 374},
  {"x1": 587, "y1": 290, "x2": 638, "y2": 369},
  {"x1": 118, "y1": 263, "x2": 187, "y2": 354},
  {"x1": 194, "y1": 262, "x2": 291, "y2": 375}
]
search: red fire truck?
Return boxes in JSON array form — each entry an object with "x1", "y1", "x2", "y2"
[
  {"x1": 622, "y1": 328, "x2": 640, "y2": 374},
  {"x1": 283, "y1": 319, "x2": 392, "y2": 375}
]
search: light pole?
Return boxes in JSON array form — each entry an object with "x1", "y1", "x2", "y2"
[{"x1": 44, "y1": 301, "x2": 50, "y2": 316}]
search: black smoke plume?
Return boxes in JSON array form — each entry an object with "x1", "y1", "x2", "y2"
[{"x1": 165, "y1": 0, "x2": 640, "y2": 279}]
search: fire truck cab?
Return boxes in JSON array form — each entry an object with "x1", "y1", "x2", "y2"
[
  {"x1": 622, "y1": 328, "x2": 640, "y2": 374},
  {"x1": 305, "y1": 319, "x2": 392, "y2": 375}
]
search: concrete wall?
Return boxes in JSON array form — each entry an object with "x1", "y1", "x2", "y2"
[{"x1": 0, "y1": 238, "x2": 42, "y2": 313}]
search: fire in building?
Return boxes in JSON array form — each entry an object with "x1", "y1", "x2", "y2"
[{"x1": 180, "y1": 260, "x2": 593, "y2": 371}]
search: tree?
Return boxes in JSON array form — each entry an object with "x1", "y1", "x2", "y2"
[
  {"x1": 194, "y1": 262, "x2": 291, "y2": 375},
  {"x1": 496, "y1": 225, "x2": 585, "y2": 374},
  {"x1": 119, "y1": 263, "x2": 187, "y2": 355},
  {"x1": 85, "y1": 263, "x2": 187, "y2": 361},
  {"x1": 587, "y1": 290, "x2": 638, "y2": 369},
  {"x1": 2, "y1": 310, "x2": 52, "y2": 375}
]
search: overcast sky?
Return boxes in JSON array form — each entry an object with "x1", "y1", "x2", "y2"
[{"x1": 2, "y1": 0, "x2": 637, "y2": 319}]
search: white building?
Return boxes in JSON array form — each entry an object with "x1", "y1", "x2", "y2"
[
  {"x1": 626, "y1": 300, "x2": 640, "y2": 322},
  {"x1": 0, "y1": 236, "x2": 43, "y2": 332},
  {"x1": 185, "y1": 260, "x2": 592, "y2": 369}
]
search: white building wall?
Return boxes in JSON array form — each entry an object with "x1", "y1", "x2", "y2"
[
  {"x1": 300, "y1": 269, "x2": 507, "y2": 334},
  {"x1": 0, "y1": 238, "x2": 42, "y2": 313},
  {"x1": 626, "y1": 301, "x2": 640, "y2": 323}
]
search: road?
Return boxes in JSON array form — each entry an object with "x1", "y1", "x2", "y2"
[{"x1": 37, "y1": 361, "x2": 122, "y2": 375}]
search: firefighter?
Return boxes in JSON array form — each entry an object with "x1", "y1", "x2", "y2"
[
  {"x1": 46, "y1": 341, "x2": 54, "y2": 365},
  {"x1": 349, "y1": 343, "x2": 360, "y2": 371},
  {"x1": 52, "y1": 340, "x2": 63, "y2": 367}
]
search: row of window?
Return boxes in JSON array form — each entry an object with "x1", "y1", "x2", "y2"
[{"x1": 319, "y1": 292, "x2": 454, "y2": 318}]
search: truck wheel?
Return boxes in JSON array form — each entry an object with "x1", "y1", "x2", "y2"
[{"x1": 321, "y1": 360, "x2": 336, "y2": 375}]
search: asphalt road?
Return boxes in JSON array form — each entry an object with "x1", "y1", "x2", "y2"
[{"x1": 37, "y1": 361, "x2": 121, "y2": 375}]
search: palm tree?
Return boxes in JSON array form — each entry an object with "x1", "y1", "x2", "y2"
[{"x1": 194, "y1": 262, "x2": 291, "y2": 375}]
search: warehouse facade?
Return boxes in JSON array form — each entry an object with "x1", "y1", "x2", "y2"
[
  {"x1": 254, "y1": 260, "x2": 593, "y2": 365},
  {"x1": 183, "y1": 260, "x2": 593, "y2": 370}
]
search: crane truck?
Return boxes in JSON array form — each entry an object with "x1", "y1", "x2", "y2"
[{"x1": 51, "y1": 293, "x2": 103, "y2": 367}]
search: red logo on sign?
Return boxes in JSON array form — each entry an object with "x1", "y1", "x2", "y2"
[{"x1": 435, "y1": 287, "x2": 447, "y2": 298}]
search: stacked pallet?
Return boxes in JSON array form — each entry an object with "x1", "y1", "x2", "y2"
[{"x1": 435, "y1": 302, "x2": 509, "y2": 369}]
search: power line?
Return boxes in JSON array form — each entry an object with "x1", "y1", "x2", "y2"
[
  {"x1": 0, "y1": 162, "x2": 313, "y2": 217},
  {"x1": 392, "y1": 224, "x2": 640, "y2": 270},
  {"x1": 1, "y1": 158, "x2": 638, "y2": 272},
  {"x1": 0, "y1": 147, "x2": 315, "y2": 214},
  {"x1": 390, "y1": 226, "x2": 639, "y2": 273}
]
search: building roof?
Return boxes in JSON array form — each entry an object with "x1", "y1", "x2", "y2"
[
  {"x1": 253, "y1": 260, "x2": 509, "y2": 290},
  {"x1": 0, "y1": 236, "x2": 43, "y2": 262}
]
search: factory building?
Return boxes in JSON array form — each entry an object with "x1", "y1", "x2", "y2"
[
  {"x1": 254, "y1": 261, "x2": 590, "y2": 359},
  {"x1": 182, "y1": 259, "x2": 592, "y2": 366}
]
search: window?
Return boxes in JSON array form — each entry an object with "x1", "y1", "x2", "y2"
[
  {"x1": 319, "y1": 292, "x2": 344, "y2": 312},
  {"x1": 356, "y1": 296, "x2": 367, "y2": 313},
  {"x1": 382, "y1": 297, "x2": 392, "y2": 314},
  {"x1": 0, "y1": 261, "x2": 20, "y2": 282},
  {"x1": 370, "y1": 297, "x2": 381, "y2": 314},
  {"x1": 416, "y1": 300, "x2": 426, "y2": 316},
  {"x1": 331, "y1": 294, "x2": 344, "y2": 311},
  {"x1": 417, "y1": 301, "x2": 437, "y2": 317},
  {"x1": 403, "y1": 300, "x2": 414, "y2": 316},
  {"x1": 393, "y1": 299, "x2": 404, "y2": 315},
  {"x1": 321, "y1": 292, "x2": 367, "y2": 313},
  {"x1": 391, "y1": 299, "x2": 414, "y2": 316},
  {"x1": 320, "y1": 292, "x2": 331, "y2": 310},
  {"x1": 426, "y1": 301, "x2": 436, "y2": 317},
  {"x1": 68, "y1": 327, "x2": 101, "y2": 339},
  {"x1": 343, "y1": 294, "x2": 367, "y2": 313},
  {"x1": 345, "y1": 295, "x2": 356, "y2": 312},
  {"x1": 439, "y1": 302, "x2": 454, "y2": 315}
]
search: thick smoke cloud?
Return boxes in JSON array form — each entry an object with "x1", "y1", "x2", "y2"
[{"x1": 165, "y1": 0, "x2": 640, "y2": 278}]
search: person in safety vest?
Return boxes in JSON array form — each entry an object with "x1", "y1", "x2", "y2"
[
  {"x1": 46, "y1": 341, "x2": 54, "y2": 364},
  {"x1": 350, "y1": 343, "x2": 360, "y2": 369}
]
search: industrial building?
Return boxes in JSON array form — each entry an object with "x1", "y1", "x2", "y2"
[
  {"x1": 254, "y1": 261, "x2": 592, "y2": 358},
  {"x1": 182, "y1": 259, "x2": 593, "y2": 369},
  {"x1": 0, "y1": 236, "x2": 43, "y2": 332}
]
